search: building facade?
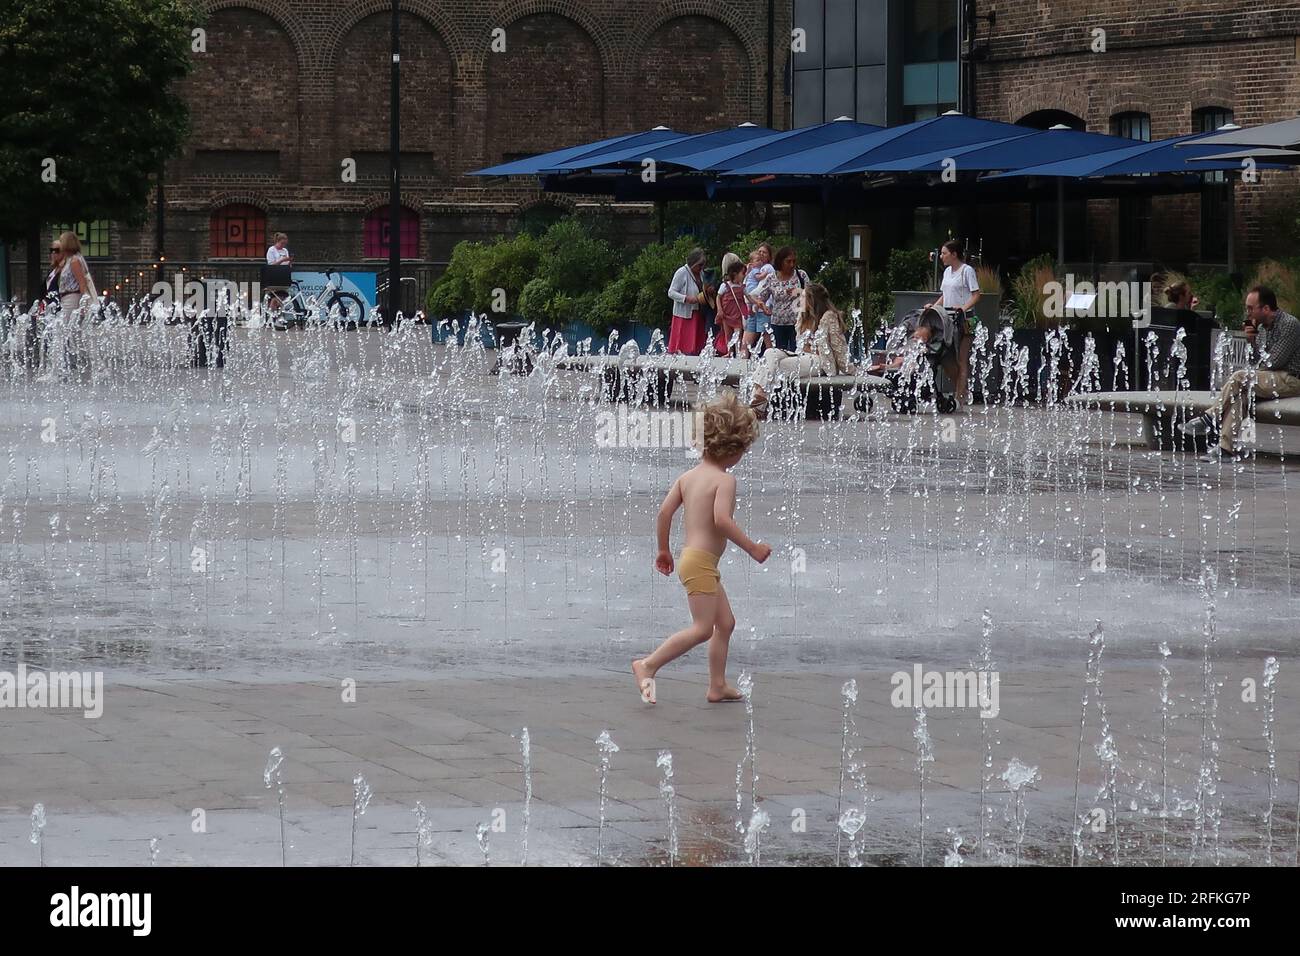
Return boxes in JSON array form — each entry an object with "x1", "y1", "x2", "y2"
[
  {"x1": 98, "y1": 0, "x2": 794, "y2": 272},
  {"x1": 29, "y1": 0, "x2": 1300, "y2": 291},
  {"x1": 972, "y1": 0, "x2": 1300, "y2": 267}
]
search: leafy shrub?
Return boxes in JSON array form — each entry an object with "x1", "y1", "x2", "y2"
[
  {"x1": 1008, "y1": 254, "x2": 1058, "y2": 330},
  {"x1": 469, "y1": 232, "x2": 542, "y2": 313},
  {"x1": 429, "y1": 216, "x2": 623, "y2": 324},
  {"x1": 426, "y1": 240, "x2": 484, "y2": 318},
  {"x1": 1186, "y1": 269, "x2": 1244, "y2": 328},
  {"x1": 866, "y1": 248, "x2": 932, "y2": 324},
  {"x1": 811, "y1": 257, "x2": 855, "y2": 310},
  {"x1": 516, "y1": 277, "x2": 555, "y2": 323}
]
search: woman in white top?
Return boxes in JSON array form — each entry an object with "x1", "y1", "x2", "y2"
[
  {"x1": 57, "y1": 231, "x2": 97, "y2": 316},
  {"x1": 43, "y1": 231, "x2": 97, "y2": 380},
  {"x1": 666, "y1": 248, "x2": 709, "y2": 355},
  {"x1": 266, "y1": 233, "x2": 292, "y2": 266},
  {"x1": 924, "y1": 239, "x2": 980, "y2": 404}
]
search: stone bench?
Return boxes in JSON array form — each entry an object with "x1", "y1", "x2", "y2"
[
  {"x1": 1063, "y1": 389, "x2": 1300, "y2": 450},
  {"x1": 554, "y1": 352, "x2": 881, "y2": 419}
]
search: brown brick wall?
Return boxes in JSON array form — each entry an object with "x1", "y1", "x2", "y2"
[
  {"x1": 484, "y1": 13, "x2": 605, "y2": 168},
  {"x1": 633, "y1": 16, "x2": 752, "y2": 132},
  {"x1": 973, "y1": 0, "x2": 1300, "y2": 266},
  {"x1": 127, "y1": 0, "x2": 788, "y2": 268}
]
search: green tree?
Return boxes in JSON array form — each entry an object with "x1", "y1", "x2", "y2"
[{"x1": 0, "y1": 0, "x2": 197, "y2": 299}]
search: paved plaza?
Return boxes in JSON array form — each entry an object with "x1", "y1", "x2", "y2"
[{"x1": 0, "y1": 326, "x2": 1297, "y2": 865}]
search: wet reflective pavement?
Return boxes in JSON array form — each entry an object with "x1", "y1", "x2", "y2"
[{"x1": 0, "y1": 324, "x2": 1297, "y2": 865}]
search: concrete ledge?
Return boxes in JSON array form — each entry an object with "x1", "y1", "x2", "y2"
[
  {"x1": 554, "y1": 353, "x2": 880, "y2": 392},
  {"x1": 1064, "y1": 390, "x2": 1300, "y2": 426}
]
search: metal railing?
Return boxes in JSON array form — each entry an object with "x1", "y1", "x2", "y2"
[{"x1": 33, "y1": 260, "x2": 447, "y2": 317}]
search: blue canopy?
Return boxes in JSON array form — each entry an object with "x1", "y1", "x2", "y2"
[
  {"x1": 536, "y1": 123, "x2": 778, "y2": 173},
  {"x1": 987, "y1": 132, "x2": 1291, "y2": 179},
  {"x1": 657, "y1": 118, "x2": 884, "y2": 172},
  {"x1": 858, "y1": 127, "x2": 1139, "y2": 174},
  {"x1": 725, "y1": 114, "x2": 1030, "y2": 175},
  {"x1": 471, "y1": 128, "x2": 683, "y2": 176}
]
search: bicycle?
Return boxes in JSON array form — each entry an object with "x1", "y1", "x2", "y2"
[{"x1": 264, "y1": 269, "x2": 367, "y2": 328}]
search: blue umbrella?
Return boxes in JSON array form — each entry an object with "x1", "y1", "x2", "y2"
[
  {"x1": 677, "y1": 118, "x2": 885, "y2": 172},
  {"x1": 985, "y1": 132, "x2": 1290, "y2": 179},
  {"x1": 726, "y1": 113, "x2": 1028, "y2": 176},
  {"x1": 470, "y1": 127, "x2": 683, "y2": 176},
  {"x1": 858, "y1": 127, "x2": 1137, "y2": 174},
  {"x1": 538, "y1": 123, "x2": 778, "y2": 173}
]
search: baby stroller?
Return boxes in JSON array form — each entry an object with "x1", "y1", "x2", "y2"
[{"x1": 861, "y1": 306, "x2": 962, "y2": 415}]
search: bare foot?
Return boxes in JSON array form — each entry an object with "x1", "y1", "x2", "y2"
[
  {"x1": 707, "y1": 684, "x2": 743, "y2": 703},
  {"x1": 632, "y1": 659, "x2": 656, "y2": 705}
]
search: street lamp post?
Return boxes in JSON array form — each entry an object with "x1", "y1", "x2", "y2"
[{"x1": 387, "y1": 0, "x2": 401, "y2": 325}]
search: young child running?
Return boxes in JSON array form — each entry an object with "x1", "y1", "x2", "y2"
[{"x1": 633, "y1": 390, "x2": 771, "y2": 705}]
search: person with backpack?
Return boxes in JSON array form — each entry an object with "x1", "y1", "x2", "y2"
[{"x1": 714, "y1": 255, "x2": 749, "y2": 356}]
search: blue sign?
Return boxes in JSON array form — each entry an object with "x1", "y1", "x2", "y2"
[{"x1": 291, "y1": 271, "x2": 378, "y2": 312}]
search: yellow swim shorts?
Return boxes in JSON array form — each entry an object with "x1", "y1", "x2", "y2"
[{"x1": 677, "y1": 547, "x2": 721, "y2": 596}]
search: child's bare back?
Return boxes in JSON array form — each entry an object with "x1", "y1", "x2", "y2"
[{"x1": 674, "y1": 461, "x2": 734, "y2": 556}]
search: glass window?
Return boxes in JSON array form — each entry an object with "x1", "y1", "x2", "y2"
[
  {"x1": 1194, "y1": 107, "x2": 1234, "y2": 261},
  {"x1": 209, "y1": 205, "x2": 267, "y2": 258},
  {"x1": 902, "y1": 0, "x2": 959, "y2": 120},
  {"x1": 1111, "y1": 113, "x2": 1152, "y2": 259},
  {"x1": 792, "y1": 68, "x2": 824, "y2": 128},
  {"x1": 792, "y1": 0, "x2": 823, "y2": 71},
  {"x1": 364, "y1": 207, "x2": 419, "y2": 259},
  {"x1": 856, "y1": 0, "x2": 888, "y2": 65},
  {"x1": 825, "y1": 0, "x2": 855, "y2": 68},
  {"x1": 826, "y1": 67, "x2": 856, "y2": 120},
  {"x1": 903, "y1": 0, "x2": 958, "y2": 65},
  {"x1": 51, "y1": 221, "x2": 110, "y2": 257},
  {"x1": 1111, "y1": 112, "x2": 1151, "y2": 142}
]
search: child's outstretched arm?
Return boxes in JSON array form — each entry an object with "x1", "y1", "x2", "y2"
[
  {"x1": 713, "y1": 474, "x2": 771, "y2": 563},
  {"x1": 654, "y1": 478, "x2": 683, "y2": 575}
]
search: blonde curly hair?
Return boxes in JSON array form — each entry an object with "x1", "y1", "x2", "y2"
[{"x1": 697, "y1": 389, "x2": 758, "y2": 461}]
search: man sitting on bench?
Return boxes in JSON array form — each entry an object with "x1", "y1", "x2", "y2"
[{"x1": 1178, "y1": 285, "x2": 1300, "y2": 461}]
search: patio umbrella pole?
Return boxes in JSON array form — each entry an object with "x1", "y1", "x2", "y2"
[
  {"x1": 1227, "y1": 173, "x2": 1236, "y2": 274},
  {"x1": 1057, "y1": 178, "x2": 1065, "y2": 267}
]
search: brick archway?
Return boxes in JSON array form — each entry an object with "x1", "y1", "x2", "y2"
[{"x1": 200, "y1": 0, "x2": 313, "y2": 73}]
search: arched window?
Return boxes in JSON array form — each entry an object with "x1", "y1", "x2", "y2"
[
  {"x1": 363, "y1": 207, "x2": 419, "y2": 258},
  {"x1": 1017, "y1": 110, "x2": 1085, "y2": 131},
  {"x1": 210, "y1": 204, "x2": 267, "y2": 258},
  {"x1": 1110, "y1": 111, "x2": 1151, "y2": 143},
  {"x1": 1195, "y1": 107, "x2": 1234, "y2": 262},
  {"x1": 1111, "y1": 112, "x2": 1152, "y2": 259}
]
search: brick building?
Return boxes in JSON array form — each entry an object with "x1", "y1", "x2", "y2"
[
  {"x1": 971, "y1": 0, "x2": 1300, "y2": 268},
  {"x1": 97, "y1": 0, "x2": 794, "y2": 272},
  {"x1": 21, "y1": 1, "x2": 1300, "y2": 293}
]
